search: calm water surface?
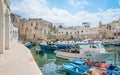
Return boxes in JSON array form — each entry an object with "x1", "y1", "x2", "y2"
[
  {"x1": 31, "y1": 46, "x2": 120, "y2": 75},
  {"x1": 35, "y1": 50, "x2": 69, "y2": 75}
]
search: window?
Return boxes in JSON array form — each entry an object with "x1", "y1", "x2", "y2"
[
  {"x1": 75, "y1": 32, "x2": 76, "y2": 34},
  {"x1": 44, "y1": 30, "x2": 46, "y2": 34},
  {"x1": 48, "y1": 31, "x2": 50, "y2": 34},
  {"x1": 92, "y1": 45, "x2": 97, "y2": 48},
  {"x1": 34, "y1": 26, "x2": 38, "y2": 30},
  {"x1": 31, "y1": 23, "x2": 33, "y2": 26},
  {"x1": 66, "y1": 32, "x2": 68, "y2": 35},
  {"x1": 36, "y1": 22, "x2": 38, "y2": 26},
  {"x1": 81, "y1": 31, "x2": 83, "y2": 33},
  {"x1": 34, "y1": 34, "x2": 35, "y2": 38},
  {"x1": 54, "y1": 31, "x2": 56, "y2": 34},
  {"x1": 59, "y1": 25, "x2": 62, "y2": 28},
  {"x1": 77, "y1": 31, "x2": 79, "y2": 34},
  {"x1": 12, "y1": 19, "x2": 14, "y2": 22},
  {"x1": 118, "y1": 32, "x2": 120, "y2": 36}
]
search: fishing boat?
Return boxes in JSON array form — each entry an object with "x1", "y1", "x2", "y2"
[
  {"x1": 70, "y1": 60, "x2": 120, "y2": 75},
  {"x1": 56, "y1": 40, "x2": 74, "y2": 50},
  {"x1": 55, "y1": 42, "x2": 114, "y2": 61},
  {"x1": 70, "y1": 60, "x2": 86, "y2": 65},
  {"x1": 56, "y1": 44, "x2": 72, "y2": 50},
  {"x1": 25, "y1": 42, "x2": 34, "y2": 49},
  {"x1": 63, "y1": 63, "x2": 87, "y2": 75},
  {"x1": 38, "y1": 43, "x2": 57, "y2": 51}
]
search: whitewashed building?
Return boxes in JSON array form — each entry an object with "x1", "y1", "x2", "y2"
[{"x1": 57, "y1": 22, "x2": 91, "y2": 39}]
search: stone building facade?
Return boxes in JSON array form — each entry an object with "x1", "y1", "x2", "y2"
[
  {"x1": 89, "y1": 20, "x2": 120, "y2": 40},
  {"x1": 21, "y1": 18, "x2": 53, "y2": 42},
  {"x1": 11, "y1": 15, "x2": 55, "y2": 42},
  {"x1": 10, "y1": 13, "x2": 120, "y2": 42}
]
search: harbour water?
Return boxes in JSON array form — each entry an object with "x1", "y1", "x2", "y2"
[
  {"x1": 33, "y1": 50, "x2": 69, "y2": 75},
  {"x1": 30, "y1": 45, "x2": 120, "y2": 75}
]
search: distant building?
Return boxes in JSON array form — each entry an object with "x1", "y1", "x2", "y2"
[
  {"x1": 57, "y1": 22, "x2": 91, "y2": 40},
  {"x1": 108, "y1": 19, "x2": 120, "y2": 39},
  {"x1": 53, "y1": 23, "x2": 65, "y2": 28},
  {"x1": 11, "y1": 13, "x2": 21, "y2": 27}
]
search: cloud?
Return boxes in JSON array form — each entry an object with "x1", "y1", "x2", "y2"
[
  {"x1": 98, "y1": 8, "x2": 103, "y2": 12},
  {"x1": 11, "y1": 0, "x2": 120, "y2": 27},
  {"x1": 68, "y1": 0, "x2": 88, "y2": 7}
]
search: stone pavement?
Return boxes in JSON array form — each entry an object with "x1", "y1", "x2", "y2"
[{"x1": 0, "y1": 41, "x2": 43, "y2": 75}]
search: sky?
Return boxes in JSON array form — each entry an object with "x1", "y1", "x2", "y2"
[{"x1": 11, "y1": 0, "x2": 120, "y2": 27}]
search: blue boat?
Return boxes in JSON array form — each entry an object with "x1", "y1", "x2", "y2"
[
  {"x1": 39, "y1": 44, "x2": 57, "y2": 51},
  {"x1": 70, "y1": 60, "x2": 86, "y2": 65},
  {"x1": 70, "y1": 60, "x2": 91, "y2": 70},
  {"x1": 107, "y1": 65, "x2": 120, "y2": 75},
  {"x1": 70, "y1": 60, "x2": 120, "y2": 75},
  {"x1": 63, "y1": 63, "x2": 88, "y2": 75},
  {"x1": 96, "y1": 42, "x2": 110, "y2": 48},
  {"x1": 112, "y1": 43, "x2": 120, "y2": 47},
  {"x1": 25, "y1": 42, "x2": 34, "y2": 49},
  {"x1": 56, "y1": 44, "x2": 72, "y2": 49}
]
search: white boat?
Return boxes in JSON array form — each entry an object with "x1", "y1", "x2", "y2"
[{"x1": 55, "y1": 42, "x2": 114, "y2": 61}]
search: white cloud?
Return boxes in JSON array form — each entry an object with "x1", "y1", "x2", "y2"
[
  {"x1": 68, "y1": 0, "x2": 88, "y2": 7},
  {"x1": 11, "y1": 0, "x2": 120, "y2": 27},
  {"x1": 98, "y1": 8, "x2": 103, "y2": 12}
]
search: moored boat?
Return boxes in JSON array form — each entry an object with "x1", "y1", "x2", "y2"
[
  {"x1": 38, "y1": 43, "x2": 57, "y2": 51},
  {"x1": 25, "y1": 42, "x2": 34, "y2": 49},
  {"x1": 55, "y1": 42, "x2": 114, "y2": 61},
  {"x1": 56, "y1": 44, "x2": 72, "y2": 50},
  {"x1": 63, "y1": 63, "x2": 87, "y2": 75}
]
